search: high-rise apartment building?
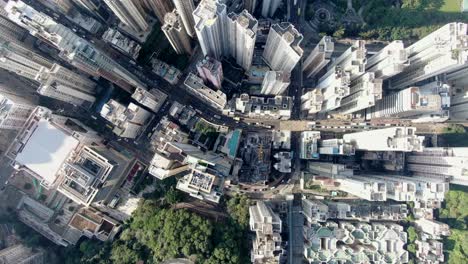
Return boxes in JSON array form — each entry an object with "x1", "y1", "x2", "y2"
[
  {"x1": 131, "y1": 87, "x2": 167, "y2": 112},
  {"x1": 103, "y1": 0, "x2": 149, "y2": 33},
  {"x1": 365, "y1": 40, "x2": 409, "y2": 80},
  {"x1": 37, "y1": 64, "x2": 97, "y2": 107},
  {"x1": 0, "y1": 94, "x2": 35, "y2": 130},
  {"x1": 196, "y1": 56, "x2": 224, "y2": 89},
  {"x1": 244, "y1": 0, "x2": 258, "y2": 14},
  {"x1": 0, "y1": 6, "x2": 28, "y2": 44},
  {"x1": 300, "y1": 131, "x2": 321, "y2": 159},
  {"x1": 366, "y1": 85, "x2": 450, "y2": 122},
  {"x1": 326, "y1": 40, "x2": 366, "y2": 81},
  {"x1": 4, "y1": 0, "x2": 146, "y2": 92},
  {"x1": 342, "y1": 127, "x2": 424, "y2": 152},
  {"x1": 337, "y1": 72, "x2": 383, "y2": 114},
  {"x1": 184, "y1": 73, "x2": 227, "y2": 109},
  {"x1": 301, "y1": 89, "x2": 323, "y2": 118},
  {"x1": 0, "y1": 39, "x2": 53, "y2": 81},
  {"x1": 316, "y1": 67, "x2": 351, "y2": 112},
  {"x1": 302, "y1": 36, "x2": 334, "y2": 78},
  {"x1": 173, "y1": 0, "x2": 196, "y2": 37},
  {"x1": 227, "y1": 10, "x2": 258, "y2": 70},
  {"x1": 389, "y1": 23, "x2": 468, "y2": 90},
  {"x1": 407, "y1": 147, "x2": 468, "y2": 186},
  {"x1": 261, "y1": 0, "x2": 282, "y2": 18},
  {"x1": 162, "y1": 9, "x2": 192, "y2": 55},
  {"x1": 263, "y1": 22, "x2": 303, "y2": 73},
  {"x1": 193, "y1": 0, "x2": 228, "y2": 60},
  {"x1": 249, "y1": 201, "x2": 283, "y2": 264},
  {"x1": 143, "y1": 0, "x2": 174, "y2": 24},
  {"x1": 38, "y1": 0, "x2": 74, "y2": 14},
  {"x1": 260, "y1": 71, "x2": 290, "y2": 95}
]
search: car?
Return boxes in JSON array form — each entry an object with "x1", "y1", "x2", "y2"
[{"x1": 109, "y1": 194, "x2": 121, "y2": 208}]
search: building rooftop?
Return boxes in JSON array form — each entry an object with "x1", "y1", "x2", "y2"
[
  {"x1": 271, "y1": 22, "x2": 304, "y2": 56},
  {"x1": 15, "y1": 119, "x2": 79, "y2": 186}
]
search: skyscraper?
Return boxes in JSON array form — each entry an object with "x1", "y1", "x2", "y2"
[
  {"x1": 302, "y1": 36, "x2": 334, "y2": 78},
  {"x1": 4, "y1": 1, "x2": 146, "y2": 92},
  {"x1": 365, "y1": 40, "x2": 408, "y2": 80},
  {"x1": 263, "y1": 22, "x2": 303, "y2": 73},
  {"x1": 0, "y1": 39, "x2": 53, "y2": 81},
  {"x1": 343, "y1": 127, "x2": 424, "y2": 152},
  {"x1": 244, "y1": 0, "x2": 258, "y2": 14},
  {"x1": 0, "y1": 7, "x2": 28, "y2": 44},
  {"x1": 227, "y1": 10, "x2": 258, "y2": 70},
  {"x1": 162, "y1": 9, "x2": 192, "y2": 55},
  {"x1": 407, "y1": 147, "x2": 468, "y2": 186},
  {"x1": 389, "y1": 23, "x2": 468, "y2": 90},
  {"x1": 173, "y1": 0, "x2": 196, "y2": 37},
  {"x1": 260, "y1": 71, "x2": 290, "y2": 95},
  {"x1": 262, "y1": 0, "x2": 282, "y2": 18},
  {"x1": 103, "y1": 0, "x2": 149, "y2": 33},
  {"x1": 193, "y1": 0, "x2": 228, "y2": 60},
  {"x1": 143, "y1": 0, "x2": 174, "y2": 24},
  {"x1": 337, "y1": 72, "x2": 383, "y2": 114},
  {"x1": 197, "y1": 56, "x2": 224, "y2": 89},
  {"x1": 37, "y1": 64, "x2": 97, "y2": 107},
  {"x1": 366, "y1": 85, "x2": 449, "y2": 122},
  {"x1": 0, "y1": 94, "x2": 36, "y2": 130}
]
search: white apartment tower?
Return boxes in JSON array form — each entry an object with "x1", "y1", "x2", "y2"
[
  {"x1": 0, "y1": 94, "x2": 35, "y2": 130},
  {"x1": 0, "y1": 39, "x2": 53, "y2": 81},
  {"x1": 326, "y1": 40, "x2": 366, "y2": 81},
  {"x1": 316, "y1": 68, "x2": 351, "y2": 112},
  {"x1": 173, "y1": 0, "x2": 196, "y2": 37},
  {"x1": 0, "y1": 7, "x2": 28, "y2": 44},
  {"x1": 337, "y1": 72, "x2": 383, "y2": 114},
  {"x1": 193, "y1": 0, "x2": 228, "y2": 60},
  {"x1": 37, "y1": 64, "x2": 97, "y2": 107},
  {"x1": 103, "y1": 0, "x2": 149, "y2": 33},
  {"x1": 365, "y1": 40, "x2": 409, "y2": 80},
  {"x1": 446, "y1": 65, "x2": 468, "y2": 121},
  {"x1": 4, "y1": 0, "x2": 146, "y2": 93},
  {"x1": 343, "y1": 127, "x2": 424, "y2": 152},
  {"x1": 162, "y1": 9, "x2": 192, "y2": 55},
  {"x1": 262, "y1": 0, "x2": 282, "y2": 18},
  {"x1": 407, "y1": 147, "x2": 468, "y2": 186},
  {"x1": 366, "y1": 85, "x2": 449, "y2": 122},
  {"x1": 389, "y1": 23, "x2": 468, "y2": 90},
  {"x1": 261, "y1": 71, "x2": 290, "y2": 95},
  {"x1": 227, "y1": 10, "x2": 258, "y2": 70},
  {"x1": 143, "y1": 0, "x2": 174, "y2": 24},
  {"x1": 301, "y1": 89, "x2": 323, "y2": 117},
  {"x1": 263, "y1": 22, "x2": 303, "y2": 73},
  {"x1": 302, "y1": 36, "x2": 334, "y2": 78}
]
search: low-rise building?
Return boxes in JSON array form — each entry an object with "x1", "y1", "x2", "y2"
[
  {"x1": 273, "y1": 151, "x2": 292, "y2": 173},
  {"x1": 227, "y1": 94, "x2": 292, "y2": 119},
  {"x1": 272, "y1": 130, "x2": 291, "y2": 149},
  {"x1": 176, "y1": 169, "x2": 224, "y2": 203},
  {"x1": 299, "y1": 131, "x2": 321, "y2": 159},
  {"x1": 100, "y1": 100, "x2": 153, "y2": 139},
  {"x1": 151, "y1": 58, "x2": 182, "y2": 85},
  {"x1": 131, "y1": 87, "x2": 167, "y2": 112},
  {"x1": 184, "y1": 73, "x2": 227, "y2": 110},
  {"x1": 0, "y1": 243, "x2": 45, "y2": 264},
  {"x1": 102, "y1": 28, "x2": 141, "y2": 59}
]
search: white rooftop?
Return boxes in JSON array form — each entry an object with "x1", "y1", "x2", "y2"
[{"x1": 16, "y1": 119, "x2": 79, "y2": 185}]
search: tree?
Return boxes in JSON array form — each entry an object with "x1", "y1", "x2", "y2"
[
  {"x1": 165, "y1": 187, "x2": 183, "y2": 205},
  {"x1": 111, "y1": 243, "x2": 140, "y2": 264},
  {"x1": 332, "y1": 26, "x2": 346, "y2": 39},
  {"x1": 226, "y1": 195, "x2": 250, "y2": 229},
  {"x1": 407, "y1": 226, "x2": 418, "y2": 243}
]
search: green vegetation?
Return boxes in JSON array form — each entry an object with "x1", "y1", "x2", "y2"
[
  {"x1": 137, "y1": 25, "x2": 189, "y2": 70},
  {"x1": 439, "y1": 185, "x2": 468, "y2": 264},
  {"x1": 226, "y1": 194, "x2": 251, "y2": 229},
  {"x1": 54, "y1": 193, "x2": 251, "y2": 264},
  {"x1": 406, "y1": 226, "x2": 419, "y2": 254},
  {"x1": 312, "y1": 0, "x2": 468, "y2": 41},
  {"x1": 439, "y1": 125, "x2": 468, "y2": 147},
  {"x1": 442, "y1": 124, "x2": 466, "y2": 134},
  {"x1": 194, "y1": 121, "x2": 217, "y2": 135},
  {"x1": 440, "y1": 0, "x2": 462, "y2": 12}
]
